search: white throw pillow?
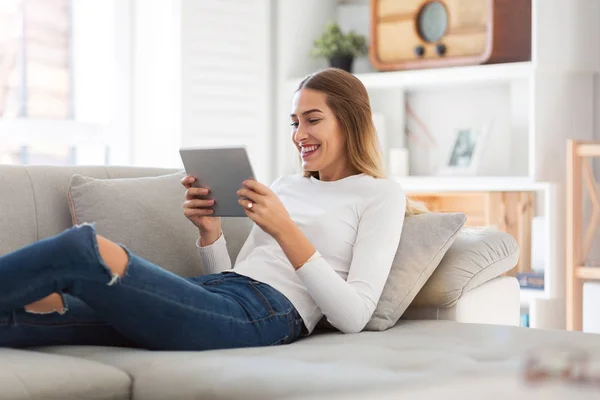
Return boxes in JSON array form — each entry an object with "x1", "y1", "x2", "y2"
[
  {"x1": 365, "y1": 212, "x2": 467, "y2": 331},
  {"x1": 408, "y1": 227, "x2": 519, "y2": 308}
]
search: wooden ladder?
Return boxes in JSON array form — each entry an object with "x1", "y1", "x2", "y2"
[{"x1": 566, "y1": 140, "x2": 600, "y2": 331}]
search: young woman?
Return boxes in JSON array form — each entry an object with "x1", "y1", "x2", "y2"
[{"x1": 0, "y1": 68, "x2": 424, "y2": 350}]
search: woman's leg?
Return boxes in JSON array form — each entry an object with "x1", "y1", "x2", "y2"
[
  {"x1": 1, "y1": 294, "x2": 139, "y2": 348},
  {"x1": 0, "y1": 224, "x2": 302, "y2": 350},
  {"x1": 23, "y1": 235, "x2": 128, "y2": 313}
]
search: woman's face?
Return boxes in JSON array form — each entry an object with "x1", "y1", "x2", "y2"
[{"x1": 290, "y1": 89, "x2": 351, "y2": 181}]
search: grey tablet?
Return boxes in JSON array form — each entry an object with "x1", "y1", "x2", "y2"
[{"x1": 179, "y1": 146, "x2": 255, "y2": 217}]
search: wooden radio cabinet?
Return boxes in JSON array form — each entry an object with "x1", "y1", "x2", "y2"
[{"x1": 370, "y1": 0, "x2": 532, "y2": 71}]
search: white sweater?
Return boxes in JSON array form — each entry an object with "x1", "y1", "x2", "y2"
[{"x1": 197, "y1": 173, "x2": 406, "y2": 334}]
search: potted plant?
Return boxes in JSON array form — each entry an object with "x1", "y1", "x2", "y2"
[{"x1": 310, "y1": 22, "x2": 368, "y2": 73}]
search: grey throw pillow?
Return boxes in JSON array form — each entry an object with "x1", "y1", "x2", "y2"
[
  {"x1": 365, "y1": 212, "x2": 466, "y2": 331},
  {"x1": 67, "y1": 172, "x2": 253, "y2": 277},
  {"x1": 409, "y1": 227, "x2": 519, "y2": 308}
]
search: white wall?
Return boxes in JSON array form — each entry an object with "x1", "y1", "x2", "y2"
[
  {"x1": 132, "y1": 0, "x2": 181, "y2": 168},
  {"x1": 275, "y1": 0, "x2": 338, "y2": 176},
  {"x1": 179, "y1": 0, "x2": 272, "y2": 183}
]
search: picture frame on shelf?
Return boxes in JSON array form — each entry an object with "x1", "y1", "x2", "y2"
[{"x1": 437, "y1": 122, "x2": 492, "y2": 176}]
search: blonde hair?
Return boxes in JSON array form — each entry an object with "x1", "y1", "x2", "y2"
[{"x1": 296, "y1": 68, "x2": 428, "y2": 216}]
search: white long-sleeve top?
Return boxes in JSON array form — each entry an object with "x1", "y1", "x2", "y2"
[{"x1": 197, "y1": 173, "x2": 406, "y2": 334}]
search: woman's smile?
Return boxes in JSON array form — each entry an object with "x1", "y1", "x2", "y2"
[{"x1": 301, "y1": 144, "x2": 321, "y2": 159}]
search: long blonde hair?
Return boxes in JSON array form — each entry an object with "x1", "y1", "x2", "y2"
[{"x1": 296, "y1": 68, "x2": 428, "y2": 216}]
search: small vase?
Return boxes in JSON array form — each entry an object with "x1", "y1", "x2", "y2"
[{"x1": 328, "y1": 55, "x2": 354, "y2": 73}]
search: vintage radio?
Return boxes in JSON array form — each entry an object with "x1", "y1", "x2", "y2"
[{"x1": 369, "y1": 0, "x2": 531, "y2": 71}]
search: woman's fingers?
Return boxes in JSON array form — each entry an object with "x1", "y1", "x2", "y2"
[
  {"x1": 236, "y1": 188, "x2": 259, "y2": 203},
  {"x1": 184, "y1": 199, "x2": 215, "y2": 209},
  {"x1": 181, "y1": 175, "x2": 195, "y2": 189},
  {"x1": 184, "y1": 208, "x2": 214, "y2": 217},
  {"x1": 242, "y1": 180, "x2": 270, "y2": 195},
  {"x1": 185, "y1": 187, "x2": 210, "y2": 201},
  {"x1": 238, "y1": 198, "x2": 255, "y2": 211}
]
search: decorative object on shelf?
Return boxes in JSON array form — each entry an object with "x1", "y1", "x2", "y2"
[
  {"x1": 310, "y1": 22, "x2": 368, "y2": 73},
  {"x1": 520, "y1": 311, "x2": 530, "y2": 328},
  {"x1": 437, "y1": 122, "x2": 491, "y2": 176},
  {"x1": 369, "y1": 0, "x2": 532, "y2": 71},
  {"x1": 405, "y1": 101, "x2": 438, "y2": 149},
  {"x1": 517, "y1": 272, "x2": 545, "y2": 290}
]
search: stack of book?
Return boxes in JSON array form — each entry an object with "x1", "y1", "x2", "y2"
[{"x1": 517, "y1": 272, "x2": 544, "y2": 290}]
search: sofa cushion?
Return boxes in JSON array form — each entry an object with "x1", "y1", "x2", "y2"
[
  {"x1": 365, "y1": 212, "x2": 466, "y2": 331},
  {"x1": 0, "y1": 348, "x2": 130, "y2": 400},
  {"x1": 68, "y1": 173, "x2": 253, "y2": 277},
  {"x1": 34, "y1": 320, "x2": 600, "y2": 400},
  {"x1": 410, "y1": 228, "x2": 519, "y2": 308}
]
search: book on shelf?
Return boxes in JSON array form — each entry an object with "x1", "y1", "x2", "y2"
[{"x1": 517, "y1": 272, "x2": 544, "y2": 290}]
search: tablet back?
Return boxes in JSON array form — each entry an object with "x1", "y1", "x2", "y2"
[{"x1": 179, "y1": 146, "x2": 255, "y2": 217}]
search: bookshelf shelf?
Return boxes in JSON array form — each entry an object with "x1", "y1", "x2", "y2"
[
  {"x1": 394, "y1": 176, "x2": 549, "y2": 193},
  {"x1": 287, "y1": 61, "x2": 532, "y2": 91},
  {"x1": 576, "y1": 267, "x2": 600, "y2": 280}
]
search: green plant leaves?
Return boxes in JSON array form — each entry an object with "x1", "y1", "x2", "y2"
[{"x1": 310, "y1": 22, "x2": 368, "y2": 59}]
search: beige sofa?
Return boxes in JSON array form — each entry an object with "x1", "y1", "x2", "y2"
[{"x1": 1, "y1": 165, "x2": 599, "y2": 400}]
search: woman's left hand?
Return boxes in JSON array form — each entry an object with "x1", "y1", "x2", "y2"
[{"x1": 237, "y1": 180, "x2": 293, "y2": 239}]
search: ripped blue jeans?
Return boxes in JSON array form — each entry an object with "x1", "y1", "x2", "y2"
[{"x1": 0, "y1": 224, "x2": 304, "y2": 350}]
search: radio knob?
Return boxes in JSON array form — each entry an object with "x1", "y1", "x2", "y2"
[
  {"x1": 436, "y1": 43, "x2": 447, "y2": 56},
  {"x1": 414, "y1": 45, "x2": 425, "y2": 57}
]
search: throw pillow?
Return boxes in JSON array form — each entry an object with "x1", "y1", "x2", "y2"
[
  {"x1": 365, "y1": 212, "x2": 467, "y2": 331},
  {"x1": 67, "y1": 172, "x2": 253, "y2": 277},
  {"x1": 408, "y1": 227, "x2": 519, "y2": 308}
]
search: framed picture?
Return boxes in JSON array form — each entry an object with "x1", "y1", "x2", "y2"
[{"x1": 438, "y1": 122, "x2": 492, "y2": 175}]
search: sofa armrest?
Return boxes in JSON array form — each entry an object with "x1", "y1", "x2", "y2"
[{"x1": 401, "y1": 276, "x2": 521, "y2": 326}]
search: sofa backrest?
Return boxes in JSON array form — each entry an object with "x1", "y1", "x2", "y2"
[{"x1": 0, "y1": 165, "x2": 181, "y2": 256}]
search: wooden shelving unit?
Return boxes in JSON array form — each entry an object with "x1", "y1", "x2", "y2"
[{"x1": 566, "y1": 140, "x2": 600, "y2": 331}]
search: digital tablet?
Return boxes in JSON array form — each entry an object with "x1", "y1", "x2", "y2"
[{"x1": 179, "y1": 146, "x2": 255, "y2": 217}]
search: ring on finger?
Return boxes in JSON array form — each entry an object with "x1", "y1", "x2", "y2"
[{"x1": 247, "y1": 201, "x2": 253, "y2": 209}]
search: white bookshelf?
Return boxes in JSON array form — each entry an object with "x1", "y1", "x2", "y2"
[
  {"x1": 394, "y1": 176, "x2": 544, "y2": 192},
  {"x1": 275, "y1": 0, "x2": 600, "y2": 330},
  {"x1": 288, "y1": 61, "x2": 532, "y2": 91}
]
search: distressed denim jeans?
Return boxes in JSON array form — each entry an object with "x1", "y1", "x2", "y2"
[{"x1": 0, "y1": 224, "x2": 304, "y2": 350}]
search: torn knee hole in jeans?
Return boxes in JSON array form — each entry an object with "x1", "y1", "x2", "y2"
[
  {"x1": 25, "y1": 293, "x2": 69, "y2": 315},
  {"x1": 25, "y1": 307, "x2": 68, "y2": 316},
  {"x1": 107, "y1": 273, "x2": 120, "y2": 286},
  {"x1": 78, "y1": 222, "x2": 128, "y2": 286}
]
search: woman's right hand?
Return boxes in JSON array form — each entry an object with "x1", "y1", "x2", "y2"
[{"x1": 181, "y1": 176, "x2": 222, "y2": 243}]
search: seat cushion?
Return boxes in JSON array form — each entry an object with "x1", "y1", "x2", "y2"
[
  {"x1": 33, "y1": 321, "x2": 600, "y2": 400},
  {"x1": 0, "y1": 348, "x2": 131, "y2": 400}
]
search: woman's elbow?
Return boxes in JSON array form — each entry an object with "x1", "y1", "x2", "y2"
[{"x1": 337, "y1": 319, "x2": 368, "y2": 334}]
